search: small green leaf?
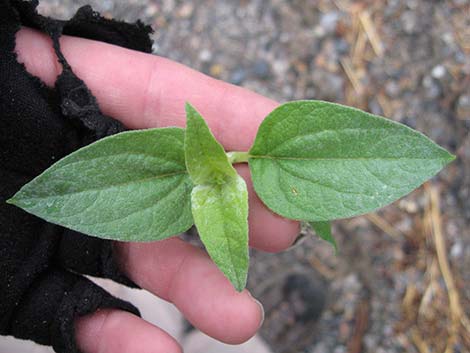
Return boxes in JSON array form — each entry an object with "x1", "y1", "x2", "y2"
[
  {"x1": 8, "y1": 128, "x2": 194, "y2": 241},
  {"x1": 184, "y1": 102, "x2": 249, "y2": 291},
  {"x1": 185, "y1": 103, "x2": 237, "y2": 184},
  {"x1": 191, "y1": 177, "x2": 249, "y2": 291},
  {"x1": 309, "y1": 221, "x2": 337, "y2": 252},
  {"x1": 249, "y1": 100, "x2": 455, "y2": 221}
]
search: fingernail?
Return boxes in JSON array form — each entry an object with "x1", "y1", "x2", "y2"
[
  {"x1": 247, "y1": 291, "x2": 265, "y2": 329},
  {"x1": 288, "y1": 233, "x2": 307, "y2": 250},
  {"x1": 254, "y1": 298, "x2": 265, "y2": 329}
]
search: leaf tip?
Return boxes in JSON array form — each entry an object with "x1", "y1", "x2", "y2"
[
  {"x1": 437, "y1": 146, "x2": 456, "y2": 165},
  {"x1": 234, "y1": 282, "x2": 245, "y2": 292},
  {"x1": 184, "y1": 101, "x2": 197, "y2": 116},
  {"x1": 438, "y1": 150, "x2": 457, "y2": 171},
  {"x1": 232, "y1": 273, "x2": 247, "y2": 292},
  {"x1": 185, "y1": 102, "x2": 204, "y2": 129},
  {"x1": 309, "y1": 221, "x2": 338, "y2": 254},
  {"x1": 5, "y1": 192, "x2": 23, "y2": 207},
  {"x1": 5, "y1": 196, "x2": 16, "y2": 205}
]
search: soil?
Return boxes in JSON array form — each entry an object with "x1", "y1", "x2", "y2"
[{"x1": 36, "y1": 1, "x2": 470, "y2": 352}]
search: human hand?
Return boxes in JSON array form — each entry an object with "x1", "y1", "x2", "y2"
[{"x1": 16, "y1": 27, "x2": 300, "y2": 353}]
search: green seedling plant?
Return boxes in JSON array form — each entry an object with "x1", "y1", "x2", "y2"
[{"x1": 8, "y1": 100, "x2": 455, "y2": 291}]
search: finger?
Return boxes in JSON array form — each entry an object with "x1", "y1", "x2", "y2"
[
  {"x1": 15, "y1": 27, "x2": 273, "y2": 150},
  {"x1": 115, "y1": 238, "x2": 264, "y2": 344},
  {"x1": 75, "y1": 309, "x2": 182, "y2": 353},
  {"x1": 15, "y1": 27, "x2": 300, "y2": 252},
  {"x1": 237, "y1": 165, "x2": 300, "y2": 252}
]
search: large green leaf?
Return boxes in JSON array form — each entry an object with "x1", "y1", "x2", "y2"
[
  {"x1": 8, "y1": 128, "x2": 194, "y2": 241},
  {"x1": 191, "y1": 177, "x2": 249, "y2": 292},
  {"x1": 185, "y1": 102, "x2": 249, "y2": 291},
  {"x1": 249, "y1": 100, "x2": 455, "y2": 221}
]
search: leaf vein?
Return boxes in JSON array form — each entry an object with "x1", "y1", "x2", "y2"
[
  {"x1": 62, "y1": 176, "x2": 189, "y2": 226},
  {"x1": 276, "y1": 162, "x2": 375, "y2": 197},
  {"x1": 23, "y1": 171, "x2": 188, "y2": 201},
  {"x1": 269, "y1": 127, "x2": 393, "y2": 155}
]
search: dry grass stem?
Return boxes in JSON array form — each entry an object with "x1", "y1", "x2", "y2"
[
  {"x1": 352, "y1": 30, "x2": 367, "y2": 67},
  {"x1": 358, "y1": 10, "x2": 384, "y2": 57},
  {"x1": 365, "y1": 212, "x2": 405, "y2": 239},
  {"x1": 411, "y1": 328, "x2": 431, "y2": 353},
  {"x1": 307, "y1": 255, "x2": 337, "y2": 280},
  {"x1": 340, "y1": 58, "x2": 363, "y2": 95},
  {"x1": 427, "y1": 184, "x2": 470, "y2": 352}
]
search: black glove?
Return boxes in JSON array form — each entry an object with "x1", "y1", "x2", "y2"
[{"x1": 0, "y1": 1, "x2": 154, "y2": 352}]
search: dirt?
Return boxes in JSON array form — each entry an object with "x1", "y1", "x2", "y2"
[{"x1": 36, "y1": 1, "x2": 470, "y2": 352}]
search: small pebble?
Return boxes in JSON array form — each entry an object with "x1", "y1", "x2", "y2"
[
  {"x1": 209, "y1": 64, "x2": 223, "y2": 77},
  {"x1": 431, "y1": 64, "x2": 446, "y2": 80},
  {"x1": 422, "y1": 75, "x2": 441, "y2": 99},
  {"x1": 198, "y1": 49, "x2": 212, "y2": 62},
  {"x1": 333, "y1": 346, "x2": 347, "y2": 353},
  {"x1": 176, "y1": 3, "x2": 194, "y2": 18},
  {"x1": 401, "y1": 11, "x2": 418, "y2": 34},
  {"x1": 311, "y1": 342, "x2": 328, "y2": 353},
  {"x1": 450, "y1": 241, "x2": 463, "y2": 258},
  {"x1": 251, "y1": 59, "x2": 271, "y2": 79},
  {"x1": 145, "y1": 3, "x2": 158, "y2": 16},
  {"x1": 229, "y1": 68, "x2": 246, "y2": 85},
  {"x1": 385, "y1": 80, "x2": 401, "y2": 98},
  {"x1": 456, "y1": 94, "x2": 470, "y2": 120},
  {"x1": 335, "y1": 38, "x2": 350, "y2": 55},
  {"x1": 320, "y1": 12, "x2": 340, "y2": 34}
]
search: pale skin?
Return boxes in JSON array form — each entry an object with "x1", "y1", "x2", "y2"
[{"x1": 15, "y1": 27, "x2": 300, "y2": 353}]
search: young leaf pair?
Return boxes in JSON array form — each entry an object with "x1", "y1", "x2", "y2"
[{"x1": 8, "y1": 101, "x2": 455, "y2": 291}]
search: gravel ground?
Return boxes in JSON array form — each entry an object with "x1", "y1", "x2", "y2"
[{"x1": 28, "y1": 1, "x2": 470, "y2": 352}]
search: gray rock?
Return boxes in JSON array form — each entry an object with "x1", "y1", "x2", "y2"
[
  {"x1": 320, "y1": 12, "x2": 340, "y2": 34},
  {"x1": 251, "y1": 59, "x2": 272, "y2": 80},
  {"x1": 198, "y1": 49, "x2": 213, "y2": 62},
  {"x1": 422, "y1": 75, "x2": 442, "y2": 99},
  {"x1": 333, "y1": 346, "x2": 347, "y2": 353},
  {"x1": 230, "y1": 68, "x2": 247, "y2": 85},
  {"x1": 456, "y1": 94, "x2": 470, "y2": 120},
  {"x1": 335, "y1": 38, "x2": 350, "y2": 55},
  {"x1": 431, "y1": 64, "x2": 446, "y2": 80},
  {"x1": 401, "y1": 11, "x2": 418, "y2": 34},
  {"x1": 451, "y1": 241, "x2": 463, "y2": 259},
  {"x1": 310, "y1": 342, "x2": 328, "y2": 353},
  {"x1": 385, "y1": 80, "x2": 401, "y2": 98}
]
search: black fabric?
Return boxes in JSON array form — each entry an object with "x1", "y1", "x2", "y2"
[{"x1": 0, "y1": 1, "x2": 154, "y2": 352}]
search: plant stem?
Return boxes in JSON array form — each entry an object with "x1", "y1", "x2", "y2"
[{"x1": 227, "y1": 151, "x2": 250, "y2": 164}]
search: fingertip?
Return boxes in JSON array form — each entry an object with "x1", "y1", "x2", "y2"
[
  {"x1": 161, "y1": 247, "x2": 263, "y2": 344},
  {"x1": 75, "y1": 310, "x2": 182, "y2": 353},
  {"x1": 215, "y1": 290, "x2": 265, "y2": 344},
  {"x1": 116, "y1": 239, "x2": 264, "y2": 345}
]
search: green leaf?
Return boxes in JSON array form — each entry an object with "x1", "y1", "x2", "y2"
[
  {"x1": 191, "y1": 177, "x2": 249, "y2": 291},
  {"x1": 185, "y1": 103, "x2": 237, "y2": 184},
  {"x1": 249, "y1": 100, "x2": 455, "y2": 221},
  {"x1": 309, "y1": 221, "x2": 337, "y2": 252},
  {"x1": 8, "y1": 128, "x2": 194, "y2": 241},
  {"x1": 184, "y1": 102, "x2": 249, "y2": 291}
]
